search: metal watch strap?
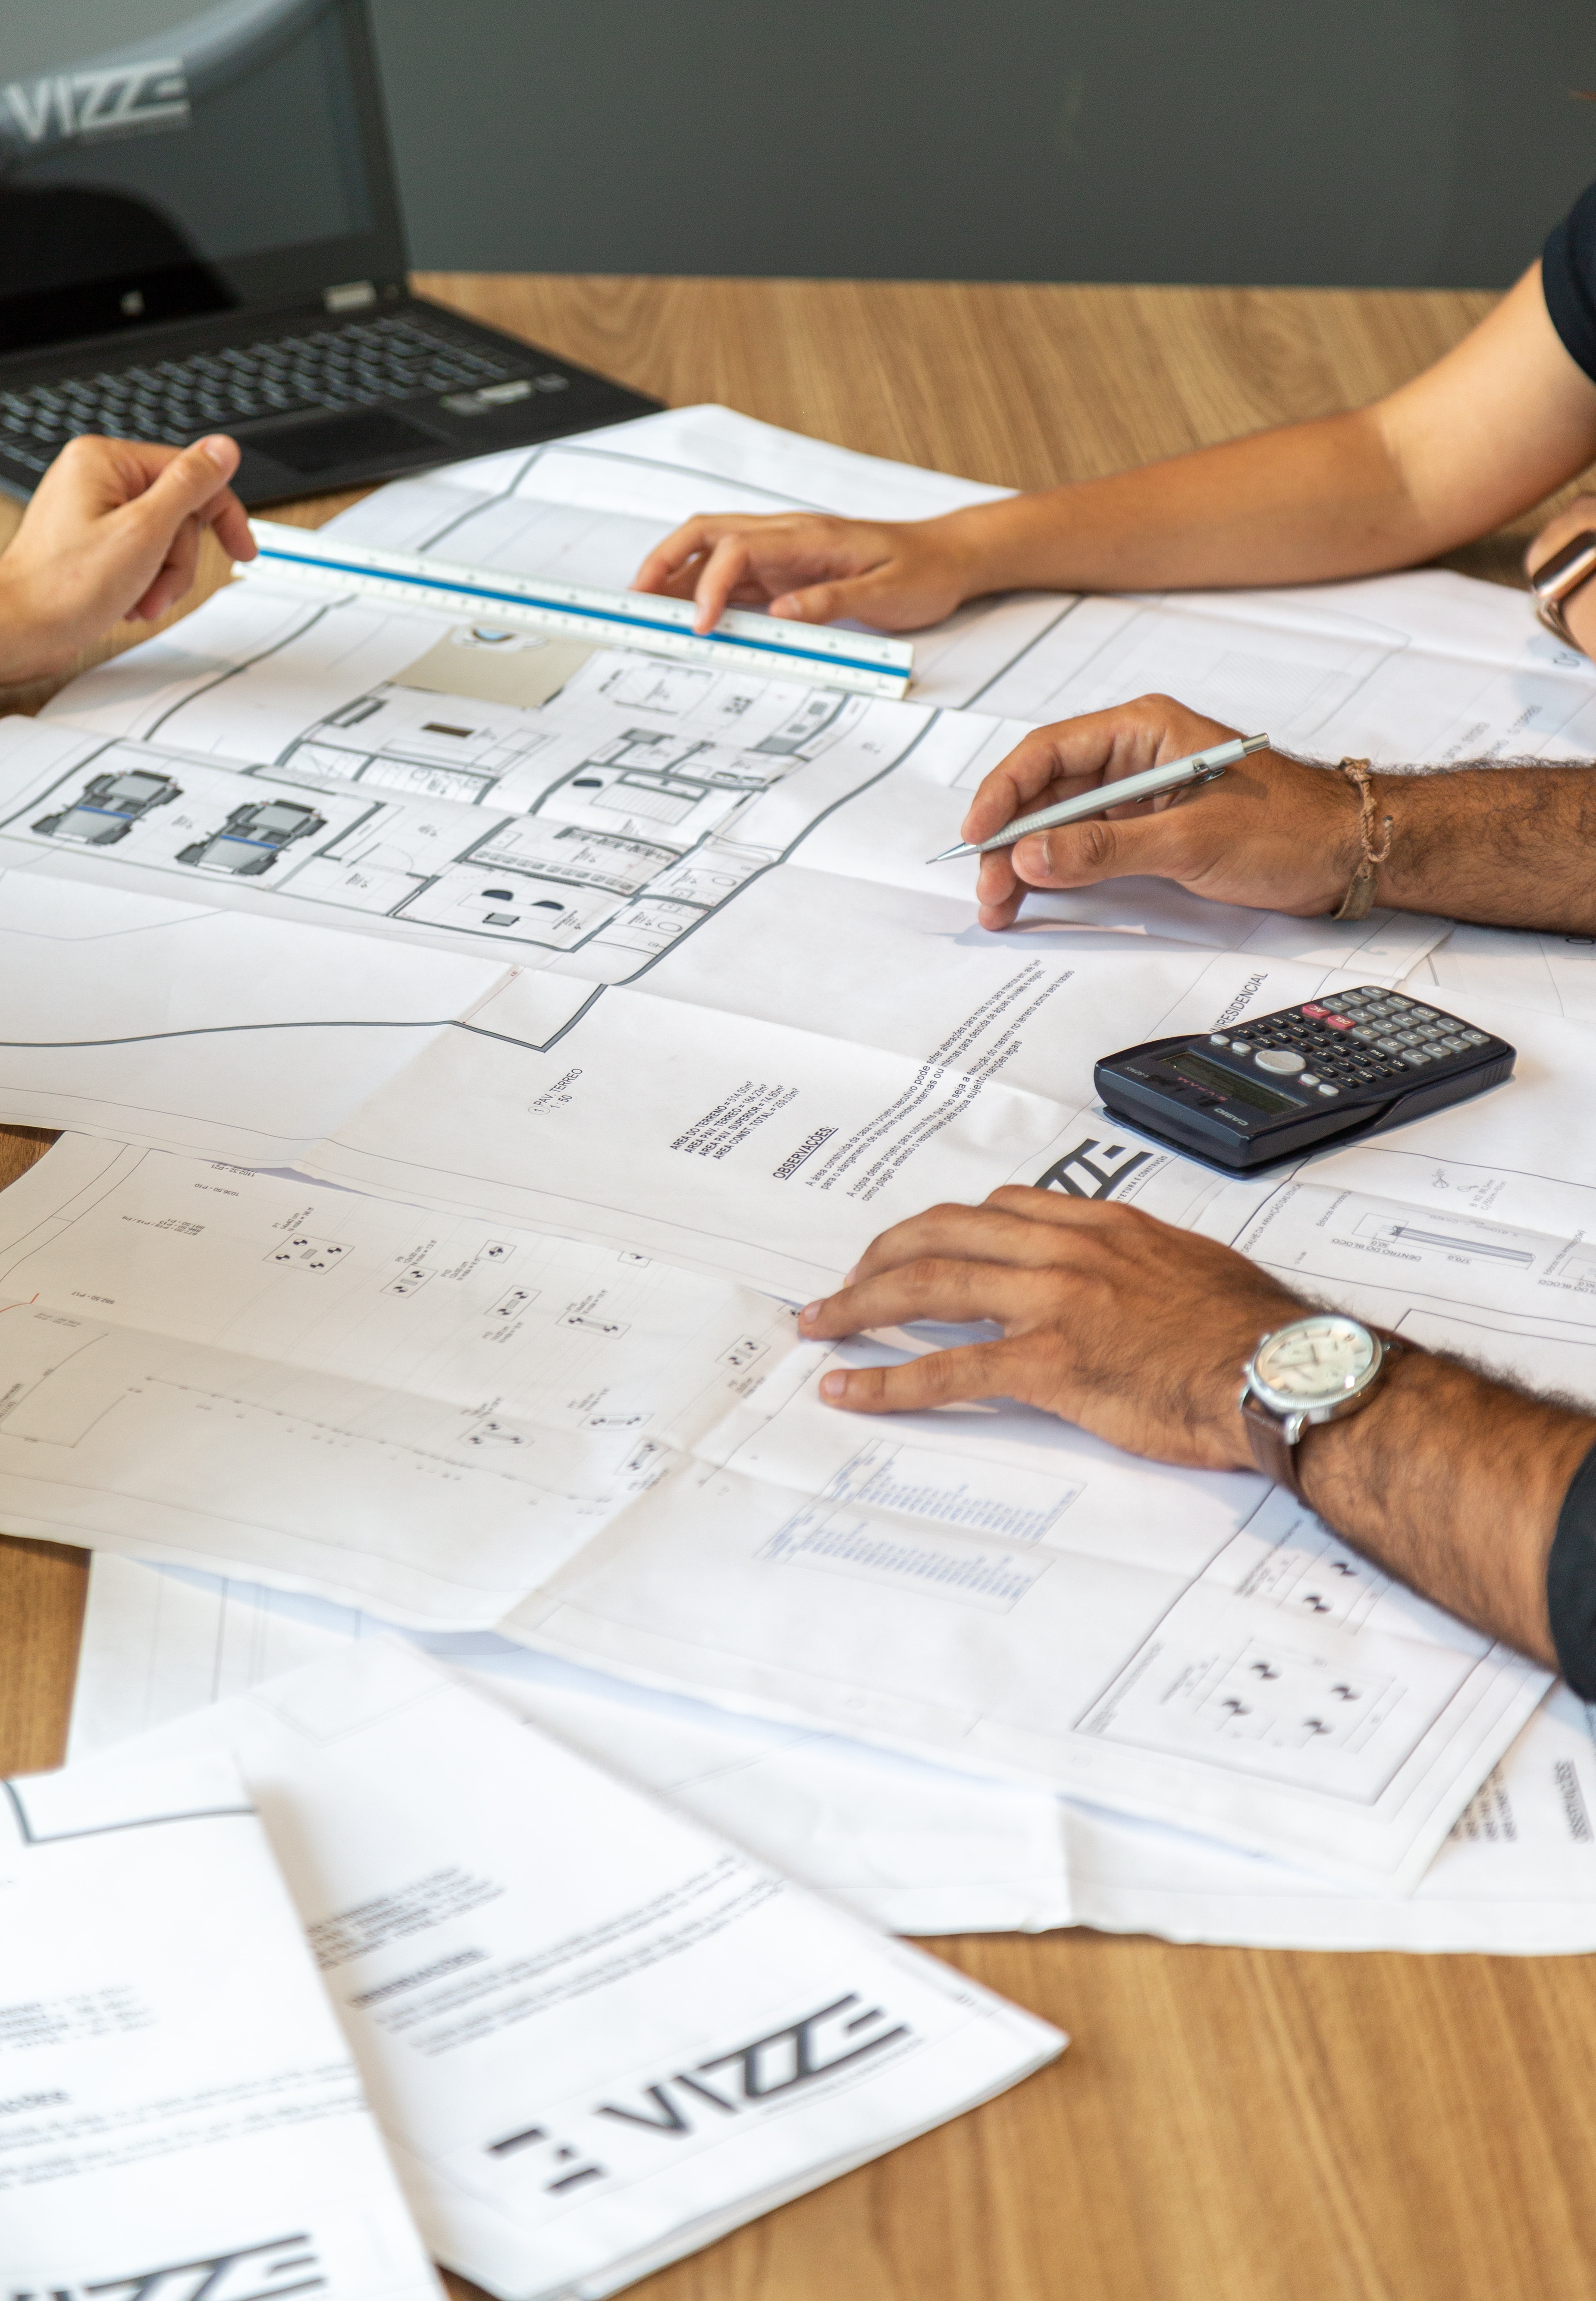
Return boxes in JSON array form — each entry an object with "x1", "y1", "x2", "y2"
[
  {"x1": 1242, "y1": 1331, "x2": 1408, "y2": 1502},
  {"x1": 1531, "y1": 529, "x2": 1596, "y2": 644}
]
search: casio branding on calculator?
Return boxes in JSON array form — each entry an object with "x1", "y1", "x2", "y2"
[{"x1": 1094, "y1": 986, "x2": 1515, "y2": 1171}]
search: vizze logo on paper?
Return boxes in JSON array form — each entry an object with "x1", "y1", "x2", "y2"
[
  {"x1": 485, "y1": 1992, "x2": 913, "y2": 2197},
  {"x1": 9, "y1": 2232, "x2": 323, "y2": 2301},
  {"x1": 1035, "y1": 1137, "x2": 1153, "y2": 1199},
  {"x1": 3, "y1": 60, "x2": 190, "y2": 148}
]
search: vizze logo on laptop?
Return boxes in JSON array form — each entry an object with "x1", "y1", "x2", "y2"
[{"x1": 3, "y1": 60, "x2": 191, "y2": 148}]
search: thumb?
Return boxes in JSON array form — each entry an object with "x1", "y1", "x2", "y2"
[
  {"x1": 1013, "y1": 811, "x2": 1182, "y2": 889},
  {"x1": 126, "y1": 435, "x2": 241, "y2": 535},
  {"x1": 770, "y1": 565, "x2": 915, "y2": 626}
]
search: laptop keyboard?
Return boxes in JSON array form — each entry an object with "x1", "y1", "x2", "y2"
[{"x1": 0, "y1": 314, "x2": 527, "y2": 473}]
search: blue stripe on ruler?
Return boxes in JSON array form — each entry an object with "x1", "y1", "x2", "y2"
[{"x1": 255, "y1": 546, "x2": 899, "y2": 680}]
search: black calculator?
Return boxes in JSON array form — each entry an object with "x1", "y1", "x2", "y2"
[{"x1": 1095, "y1": 986, "x2": 1515, "y2": 1171}]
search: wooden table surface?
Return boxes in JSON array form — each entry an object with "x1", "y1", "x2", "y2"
[{"x1": 5, "y1": 274, "x2": 1595, "y2": 2301}]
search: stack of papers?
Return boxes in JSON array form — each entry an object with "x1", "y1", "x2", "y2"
[
  {"x1": 6, "y1": 394, "x2": 1596, "y2": 2115},
  {"x1": 21, "y1": 1639, "x2": 1063, "y2": 2296},
  {"x1": 2, "y1": 1742, "x2": 441, "y2": 2300}
]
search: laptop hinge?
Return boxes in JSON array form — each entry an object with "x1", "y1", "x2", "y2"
[{"x1": 323, "y1": 279, "x2": 377, "y2": 313}]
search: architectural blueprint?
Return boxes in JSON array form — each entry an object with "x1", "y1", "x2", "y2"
[
  {"x1": 1063, "y1": 1682, "x2": 1596, "y2": 1953},
  {"x1": 0, "y1": 1135, "x2": 801, "y2": 1623},
  {"x1": 0, "y1": 1133, "x2": 1556, "y2": 1889}
]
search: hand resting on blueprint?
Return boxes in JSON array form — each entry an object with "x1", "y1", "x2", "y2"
[
  {"x1": 799, "y1": 1187, "x2": 1596, "y2": 1673},
  {"x1": 633, "y1": 508, "x2": 974, "y2": 634},
  {"x1": 0, "y1": 431, "x2": 254, "y2": 681},
  {"x1": 964, "y1": 694, "x2": 1596, "y2": 936}
]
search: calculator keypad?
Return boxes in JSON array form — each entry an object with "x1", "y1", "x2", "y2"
[{"x1": 1206, "y1": 987, "x2": 1488, "y2": 1098}]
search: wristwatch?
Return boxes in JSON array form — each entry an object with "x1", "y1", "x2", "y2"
[
  {"x1": 1530, "y1": 529, "x2": 1596, "y2": 646},
  {"x1": 1239, "y1": 1313, "x2": 1405, "y2": 1502}
]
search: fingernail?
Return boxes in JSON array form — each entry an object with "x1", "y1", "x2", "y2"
[
  {"x1": 843, "y1": 1264, "x2": 859, "y2": 1285},
  {"x1": 820, "y1": 1372, "x2": 847, "y2": 1400},
  {"x1": 199, "y1": 434, "x2": 232, "y2": 468},
  {"x1": 800, "y1": 1300, "x2": 822, "y2": 1324}
]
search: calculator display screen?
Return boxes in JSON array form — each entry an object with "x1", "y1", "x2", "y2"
[{"x1": 1165, "y1": 1050, "x2": 1297, "y2": 1114}]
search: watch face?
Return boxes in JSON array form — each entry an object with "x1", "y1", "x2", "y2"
[{"x1": 1252, "y1": 1315, "x2": 1377, "y2": 1407}]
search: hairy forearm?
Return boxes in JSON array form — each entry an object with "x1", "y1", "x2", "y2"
[
  {"x1": 1359, "y1": 764, "x2": 1596, "y2": 932},
  {"x1": 1291, "y1": 1351, "x2": 1593, "y2": 1668},
  {"x1": 931, "y1": 408, "x2": 1456, "y2": 600}
]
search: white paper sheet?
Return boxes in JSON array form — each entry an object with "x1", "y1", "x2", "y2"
[
  {"x1": 0, "y1": 1134, "x2": 801, "y2": 1624},
  {"x1": 0, "y1": 863, "x2": 508, "y2": 1165},
  {"x1": 69, "y1": 1639, "x2": 1064, "y2": 2300},
  {"x1": 63, "y1": 1564, "x2": 1596, "y2": 1958},
  {"x1": 1064, "y1": 1684, "x2": 1596, "y2": 1953},
  {"x1": 67, "y1": 1552, "x2": 1074, "y2": 1937},
  {"x1": 1, "y1": 1746, "x2": 439, "y2": 2298}
]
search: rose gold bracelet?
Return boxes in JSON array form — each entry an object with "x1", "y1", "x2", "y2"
[{"x1": 1331, "y1": 758, "x2": 1393, "y2": 922}]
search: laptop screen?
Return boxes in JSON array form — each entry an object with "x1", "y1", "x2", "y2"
[{"x1": 0, "y1": 0, "x2": 408, "y2": 355}]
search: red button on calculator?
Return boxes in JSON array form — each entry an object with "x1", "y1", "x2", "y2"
[{"x1": 1301, "y1": 1003, "x2": 1327, "y2": 1019}]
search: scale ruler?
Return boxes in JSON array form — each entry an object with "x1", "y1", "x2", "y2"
[{"x1": 244, "y1": 520, "x2": 914, "y2": 698}]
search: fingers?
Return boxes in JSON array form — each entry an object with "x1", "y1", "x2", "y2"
[
  {"x1": 767, "y1": 566, "x2": 926, "y2": 631},
  {"x1": 634, "y1": 517, "x2": 792, "y2": 630},
  {"x1": 686, "y1": 533, "x2": 755, "y2": 632},
  {"x1": 111, "y1": 438, "x2": 251, "y2": 598},
  {"x1": 976, "y1": 808, "x2": 1202, "y2": 907},
  {"x1": 959, "y1": 698, "x2": 1240, "y2": 851},
  {"x1": 132, "y1": 514, "x2": 203, "y2": 621},
  {"x1": 973, "y1": 848, "x2": 1026, "y2": 929},
  {"x1": 817, "y1": 1337, "x2": 1032, "y2": 1414},
  {"x1": 801, "y1": 1256, "x2": 1047, "y2": 1345},
  {"x1": 1010, "y1": 808, "x2": 1187, "y2": 891},
  {"x1": 837, "y1": 1194, "x2": 1141, "y2": 1293},
  {"x1": 959, "y1": 726, "x2": 1103, "y2": 849},
  {"x1": 769, "y1": 578, "x2": 861, "y2": 624},
  {"x1": 126, "y1": 436, "x2": 241, "y2": 537},
  {"x1": 633, "y1": 517, "x2": 720, "y2": 596}
]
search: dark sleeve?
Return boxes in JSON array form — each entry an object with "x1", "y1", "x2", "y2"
[
  {"x1": 1547, "y1": 1439, "x2": 1596, "y2": 1694},
  {"x1": 1543, "y1": 181, "x2": 1596, "y2": 385}
]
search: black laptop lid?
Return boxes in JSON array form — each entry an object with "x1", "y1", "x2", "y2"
[{"x1": 0, "y1": 0, "x2": 409, "y2": 356}]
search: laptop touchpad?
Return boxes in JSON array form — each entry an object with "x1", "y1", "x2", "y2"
[{"x1": 249, "y1": 410, "x2": 443, "y2": 473}]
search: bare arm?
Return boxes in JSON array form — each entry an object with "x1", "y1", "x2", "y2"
[
  {"x1": 636, "y1": 267, "x2": 1596, "y2": 631},
  {"x1": 958, "y1": 695, "x2": 1596, "y2": 935},
  {"x1": 797, "y1": 1193, "x2": 1594, "y2": 1668}
]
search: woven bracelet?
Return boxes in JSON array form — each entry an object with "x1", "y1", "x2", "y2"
[{"x1": 1331, "y1": 758, "x2": 1393, "y2": 921}]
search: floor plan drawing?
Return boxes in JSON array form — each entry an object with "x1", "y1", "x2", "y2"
[
  {"x1": 5, "y1": 599, "x2": 993, "y2": 983},
  {"x1": 0, "y1": 1131, "x2": 1548, "y2": 1890}
]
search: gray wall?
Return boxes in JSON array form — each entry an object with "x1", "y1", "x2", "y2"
[{"x1": 368, "y1": 0, "x2": 1596, "y2": 290}]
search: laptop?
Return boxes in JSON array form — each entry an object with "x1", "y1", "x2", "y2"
[{"x1": 0, "y1": 0, "x2": 662, "y2": 505}]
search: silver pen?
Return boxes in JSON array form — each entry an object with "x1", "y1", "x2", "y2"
[{"x1": 926, "y1": 732, "x2": 1270, "y2": 864}]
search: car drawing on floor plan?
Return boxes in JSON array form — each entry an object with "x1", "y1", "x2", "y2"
[
  {"x1": 177, "y1": 797, "x2": 327, "y2": 876},
  {"x1": 33, "y1": 769, "x2": 182, "y2": 845}
]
